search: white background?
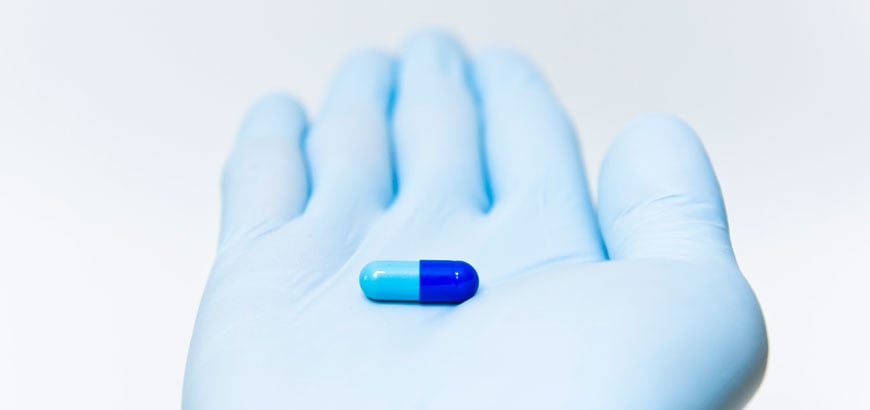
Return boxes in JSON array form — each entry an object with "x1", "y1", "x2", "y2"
[{"x1": 1, "y1": 0, "x2": 867, "y2": 408}]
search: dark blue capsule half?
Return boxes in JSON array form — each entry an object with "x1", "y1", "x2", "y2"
[{"x1": 359, "y1": 260, "x2": 479, "y2": 303}]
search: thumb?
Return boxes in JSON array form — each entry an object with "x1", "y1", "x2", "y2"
[{"x1": 597, "y1": 114, "x2": 735, "y2": 264}]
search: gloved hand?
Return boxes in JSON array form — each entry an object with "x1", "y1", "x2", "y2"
[{"x1": 183, "y1": 31, "x2": 767, "y2": 409}]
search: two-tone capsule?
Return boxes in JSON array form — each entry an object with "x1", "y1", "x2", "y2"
[{"x1": 359, "y1": 260, "x2": 479, "y2": 303}]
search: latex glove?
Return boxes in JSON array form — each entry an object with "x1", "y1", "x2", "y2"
[{"x1": 183, "y1": 32, "x2": 767, "y2": 409}]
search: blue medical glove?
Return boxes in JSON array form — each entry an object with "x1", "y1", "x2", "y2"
[{"x1": 183, "y1": 31, "x2": 767, "y2": 409}]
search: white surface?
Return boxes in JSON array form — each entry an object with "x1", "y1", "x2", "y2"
[{"x1": 0, "y1": 0, "x2": 867, "y2": 408}]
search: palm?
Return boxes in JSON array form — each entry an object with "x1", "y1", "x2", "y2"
[{"x1": 184, "y1": 32, "x2": 767, "y2": 409}]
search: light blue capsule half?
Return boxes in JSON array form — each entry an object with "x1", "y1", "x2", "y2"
[{"x1": 359, "y1": 261, "x2": 420, "y2": 301}]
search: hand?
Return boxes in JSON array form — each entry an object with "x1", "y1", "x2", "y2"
[{"x1": 183, "y1": 31, "x2": 767, "y2": 409}]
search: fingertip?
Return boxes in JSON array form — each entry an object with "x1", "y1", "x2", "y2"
[
  {"x1": 331, "y1": 49, "x2": 395, "y2": 91},
  {"x1": 598, "y1": 114, "x2": 730, "y2": 262},
  {"x1": 601, "y1": 114, "x2": 718, "y2": 198},
  {"x1": 400, "y1": 29, "x2": 468, "y2": 79},
  {"x1": 238, "y1": 93, "x2": 307, "y2": 145},
  {"x1": 611, "y1": 113, "x2": 704, "y2": 155},
  {"x1": 402, "y1": 28, "x2": 463, "y2": 55},
  {"x1": 599, "y1": 113, "x2": 717, "y2": 204},
  {"x1": 474, "y1": 48, "x2": 548, "y2": 93}
]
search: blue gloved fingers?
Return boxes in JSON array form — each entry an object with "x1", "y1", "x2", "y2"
[
  {"x1": 597, "y1": 114, "x2": 735, "y2": 264},
  {"x1": 392, "y1": 31, "x2": 489, "y2": 211},
  {"x1": 219, "y1": 94, "x2": 309, "y2": 246},
  {"x1": 305, "y1": 51, "x2": 396, "y2": 216},
  {"x1": 473, "y1": 49, "x2": 605, "y2": 260}
]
